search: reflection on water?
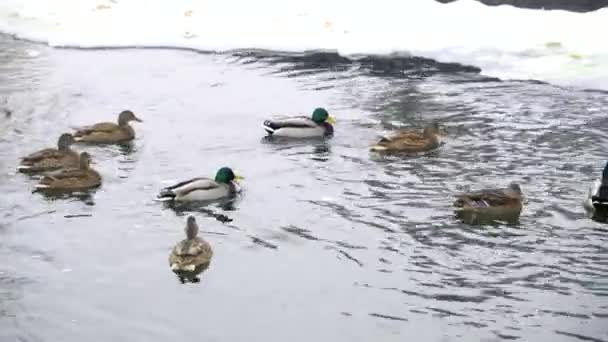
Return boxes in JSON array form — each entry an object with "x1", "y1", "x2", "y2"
[
  {"x1": 1, "y1": 34, "x2": 608, "y2": 341},
  {"x1": 34, "y1": 190, "x2": 97, "y2": 206}
]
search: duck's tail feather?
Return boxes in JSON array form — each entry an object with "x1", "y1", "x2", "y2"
[
  {"x1": 369, "y1": 145, "x2": 388, "y2": 152},
  {"x1": 262, "y1": 122, "x2": 275, "y2": 135},
  {"x1": 171, "y1": 263, "x2": 195, "y2": 272},
  {"x1": 155, "y1": 189, "x2": 176, "y2": 202}
]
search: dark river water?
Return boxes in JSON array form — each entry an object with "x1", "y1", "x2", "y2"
[{"x1": 1, "y1": 34, "x2": 607, "y2": 342}]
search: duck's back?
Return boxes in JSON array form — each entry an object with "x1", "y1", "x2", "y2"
[
  {"x1": 169, "y1": 237, "x2": 213, "y2": 269},
  {"x1": 76, "y1": 122, "x2": 119, "y2": 134},
  {"x1": 75, "y1": 124, "x2": 134, "y2": 143}
]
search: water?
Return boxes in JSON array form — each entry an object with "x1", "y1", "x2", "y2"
[
  {"x1": 1, "y1": 34, "x2": 608, "y2": 341},
  {"x1": 1, "y1": 0, "x2": 608, "y2": 90}
]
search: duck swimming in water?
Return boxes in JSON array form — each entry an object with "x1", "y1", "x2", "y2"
[
  {"x1": 157, "y1": 167, "x2": 242, "y2": 202},
  {"x1": 370, "y1": 122, "x2": 443, "y2": 153},
  {"x1": 73, "y1": 110, "x2": 142, "y2": 144},
  {"x1": 263, "y1": 107, "x2": 335, "y2": 138},
  {"x1": 18, "y1": 133, "x2": 79, "y2": 173},
  {"x1": 35, "y1": 152, "x2": 101, "y2": 192},
  {"x1": 454, "y1": 182, "x2": 523, "y2": 225},
  {"x1": 169, "y1": 216, "x2": 213, "y2": 282}
]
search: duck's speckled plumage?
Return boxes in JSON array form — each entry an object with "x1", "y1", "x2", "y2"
[
  {"x1": 18, "y1": 133, "x2": 79, "y2": 173},
  {"x1": 454, "y1": 183, "x2": 523, "y2": 224},
  {"x1": 35, "y1": 152, "x2": 101, "y2": 191},
  {"x1": 370, "y1": 122, "x2": 442, "y2": 153},
  {"x1": 169, "y1": 216, "x2": 213, "y2": 273}
]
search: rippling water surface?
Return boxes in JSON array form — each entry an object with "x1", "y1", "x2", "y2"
[{"x1": 1, "y1": 35, "x2": 607, "y2": 342}]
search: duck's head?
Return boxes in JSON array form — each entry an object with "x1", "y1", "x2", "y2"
[
  {"x1": 311, "y1": 107, "x2": 336, "y2": 125},
  {"x1": 57, "y1": 133, "x2": 76, "y2": 150},
  {"x1": 423, "y1": 121, "x2": 441, "y2": 137},
  {"x1": 506, "y1": 182, "x2": 522, "y2": 197},
  {"x1": 185, "y1": 215, "x2": 199, "y2": 240},
  {"x1": 117, "y1": 110, "x2": 143, "y2": 126},
  {"x1": 79, "y1": 152, "x2": 92, "y2": 170},
  {"x1": 214, "y1": 167, "x2": 243, "y2": 184}
]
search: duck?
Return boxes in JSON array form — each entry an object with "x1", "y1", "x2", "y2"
[
  {"x1": 157, "y1": 167, "x2": 242, "y2": 202},
  {"x1": 583, "y1": 161, "x2": 608, "y2": 221},
  {"x1": 370, "y1": 122, "x2": 442, "y2": 153},
  {"x1": 35, "y1": 152, "x2": 102, "y2": 191},
  {"x1": 17, "y1": 133, "x2": 79, "y2": 173},
  {"x1": 169, "y1": 215, "x2": 213, "y2": 275},
  {"x1": 263, "y1": 107, "x2": 336, "y2": 138},
  {"x1": 73, "y1": 110, "x2": 142, "y2": 144},
  {"x1": 453, "y1": 182, "x2": 523, "y2": 225}
]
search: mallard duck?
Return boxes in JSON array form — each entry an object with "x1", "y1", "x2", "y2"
[
  {"x1": 169, "y1": 216, "x2": 213, "y2": 275},
  {"x1": 583, "y1": 162, "x2": 608, "y2": 221},
  {"x1": 35, "y1": 152, "x2": 101, "y2": 191},
  {"x1": 453, "y1": 182, "x2": 523, "y2": 224},
  {"x1": 73, "y1": 110, "x2": 142, "y2": 144},
  {"x1": 157, "y1": 167, "x2": 242, "y2": 202},
  {"x1": 263, "y1": 107, "x2": 336, "y2": 138},
  {"x1": 370, "y1": 122, "x2": 442, "y2": 153},
  {"x1": 18, "y1": 133, "x2": 79, "y2": 173}
]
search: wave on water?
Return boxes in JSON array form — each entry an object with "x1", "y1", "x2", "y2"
[{"x1": 0, "y1": 0, "x2": 607, "y2": 90}]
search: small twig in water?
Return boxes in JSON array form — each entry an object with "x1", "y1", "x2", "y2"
[
  {"x1": 248, "y1": 235, "x2": 278, "y2": 250},
  {"x1": 200, "y1": 230, "x2": 228, "y2": 236},
  {"x1": 64, "y1": 214, "x2": 93, "y2": 218},
  {"x1": 337, "y1": 250, "x2": 363, "y2": 267},
  {"x1": 17, "y1": 210, "x2": 57, "y2": 221}
]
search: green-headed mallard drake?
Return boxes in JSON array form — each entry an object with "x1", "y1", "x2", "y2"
[
  {"x1": 453, "y1": 182, "x2": 523, "y2": 224},
  {"x1": 73, "y1": 110, "x2": 142, "y2": 144},
  {"x1": 263, "y1": 107, "x2": 336, "y2": 138},
  {"x1": 157, "y1": 167, "x2": 242, "y2": 202},
  {"x1": 18, "y1": 133, "x2": 79, "y2": 173},
  {"x1": 583, "y1": 161, "x2": 608, "y2": 221},
  {"x1": 169, "y1": 215, "x2": 213, "y2": 276},
  {"x1": 35, "y1": 152, "x2": 101, "y2": 191},
  {"x1": 370, "y1": 122, "x2": 442, "y2": 153}
]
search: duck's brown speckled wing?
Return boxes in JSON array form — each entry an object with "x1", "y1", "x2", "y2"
[
  {"x1": 74, "y1": 122, "x2": 119, "y2": 135},
  {"x1": 22, "y1": 148, "x2": 62, "y2": 162},
  {"x1": 74, "y1": 124, "x2": 134, "y2": 143},
  {"x1": 454, "y1": 188, "x2": 517, "y2": 207},
  {"x1": 169, "y1": 238, "x2": 213, "y2": 269},
  {"x1": 20, "y1": 149, "x2": 79, "y2": 172},
  {"x1": 39, "y1": 169, "x2": 101, "y2": 189}
]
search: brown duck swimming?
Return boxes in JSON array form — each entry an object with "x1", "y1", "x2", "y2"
[
  {"x1": 370, "y1": 122, "x2": 442, "y2": 153},
  {"x1": 453, "y1": 182, "x2": 523, "y2": 225},
  {"x1": 35, "y1": 152, "x2": 101, "y2": 191},
  {"x1": 169, "y1": 216, "x2": 213, "y2": 279},
  {"x1": 18, "y1": 133, "x2": 79, "y2": 173},
  {"x1": 73, "y1": 110, "x2": 142, "y2": 144}
]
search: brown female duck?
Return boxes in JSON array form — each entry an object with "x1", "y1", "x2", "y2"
[
  {"x1": 73, "y1": 110, "x2": 142, "y2": 144},
  {"x1": 35, "y1": 152, "x2": 101, "y2": 191},
  {"x1": 370, "y1": 122, "x2": 442, "y2": 153},
  {"x1": 169, "y1": 216, "x2": 213, "y2": 279},
  {"x1": 18, "y1": 133, "x2": 79, "y2": 173},
  {"x1": 453, "y1": 182, "x2": 523, "y2": 224}
]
